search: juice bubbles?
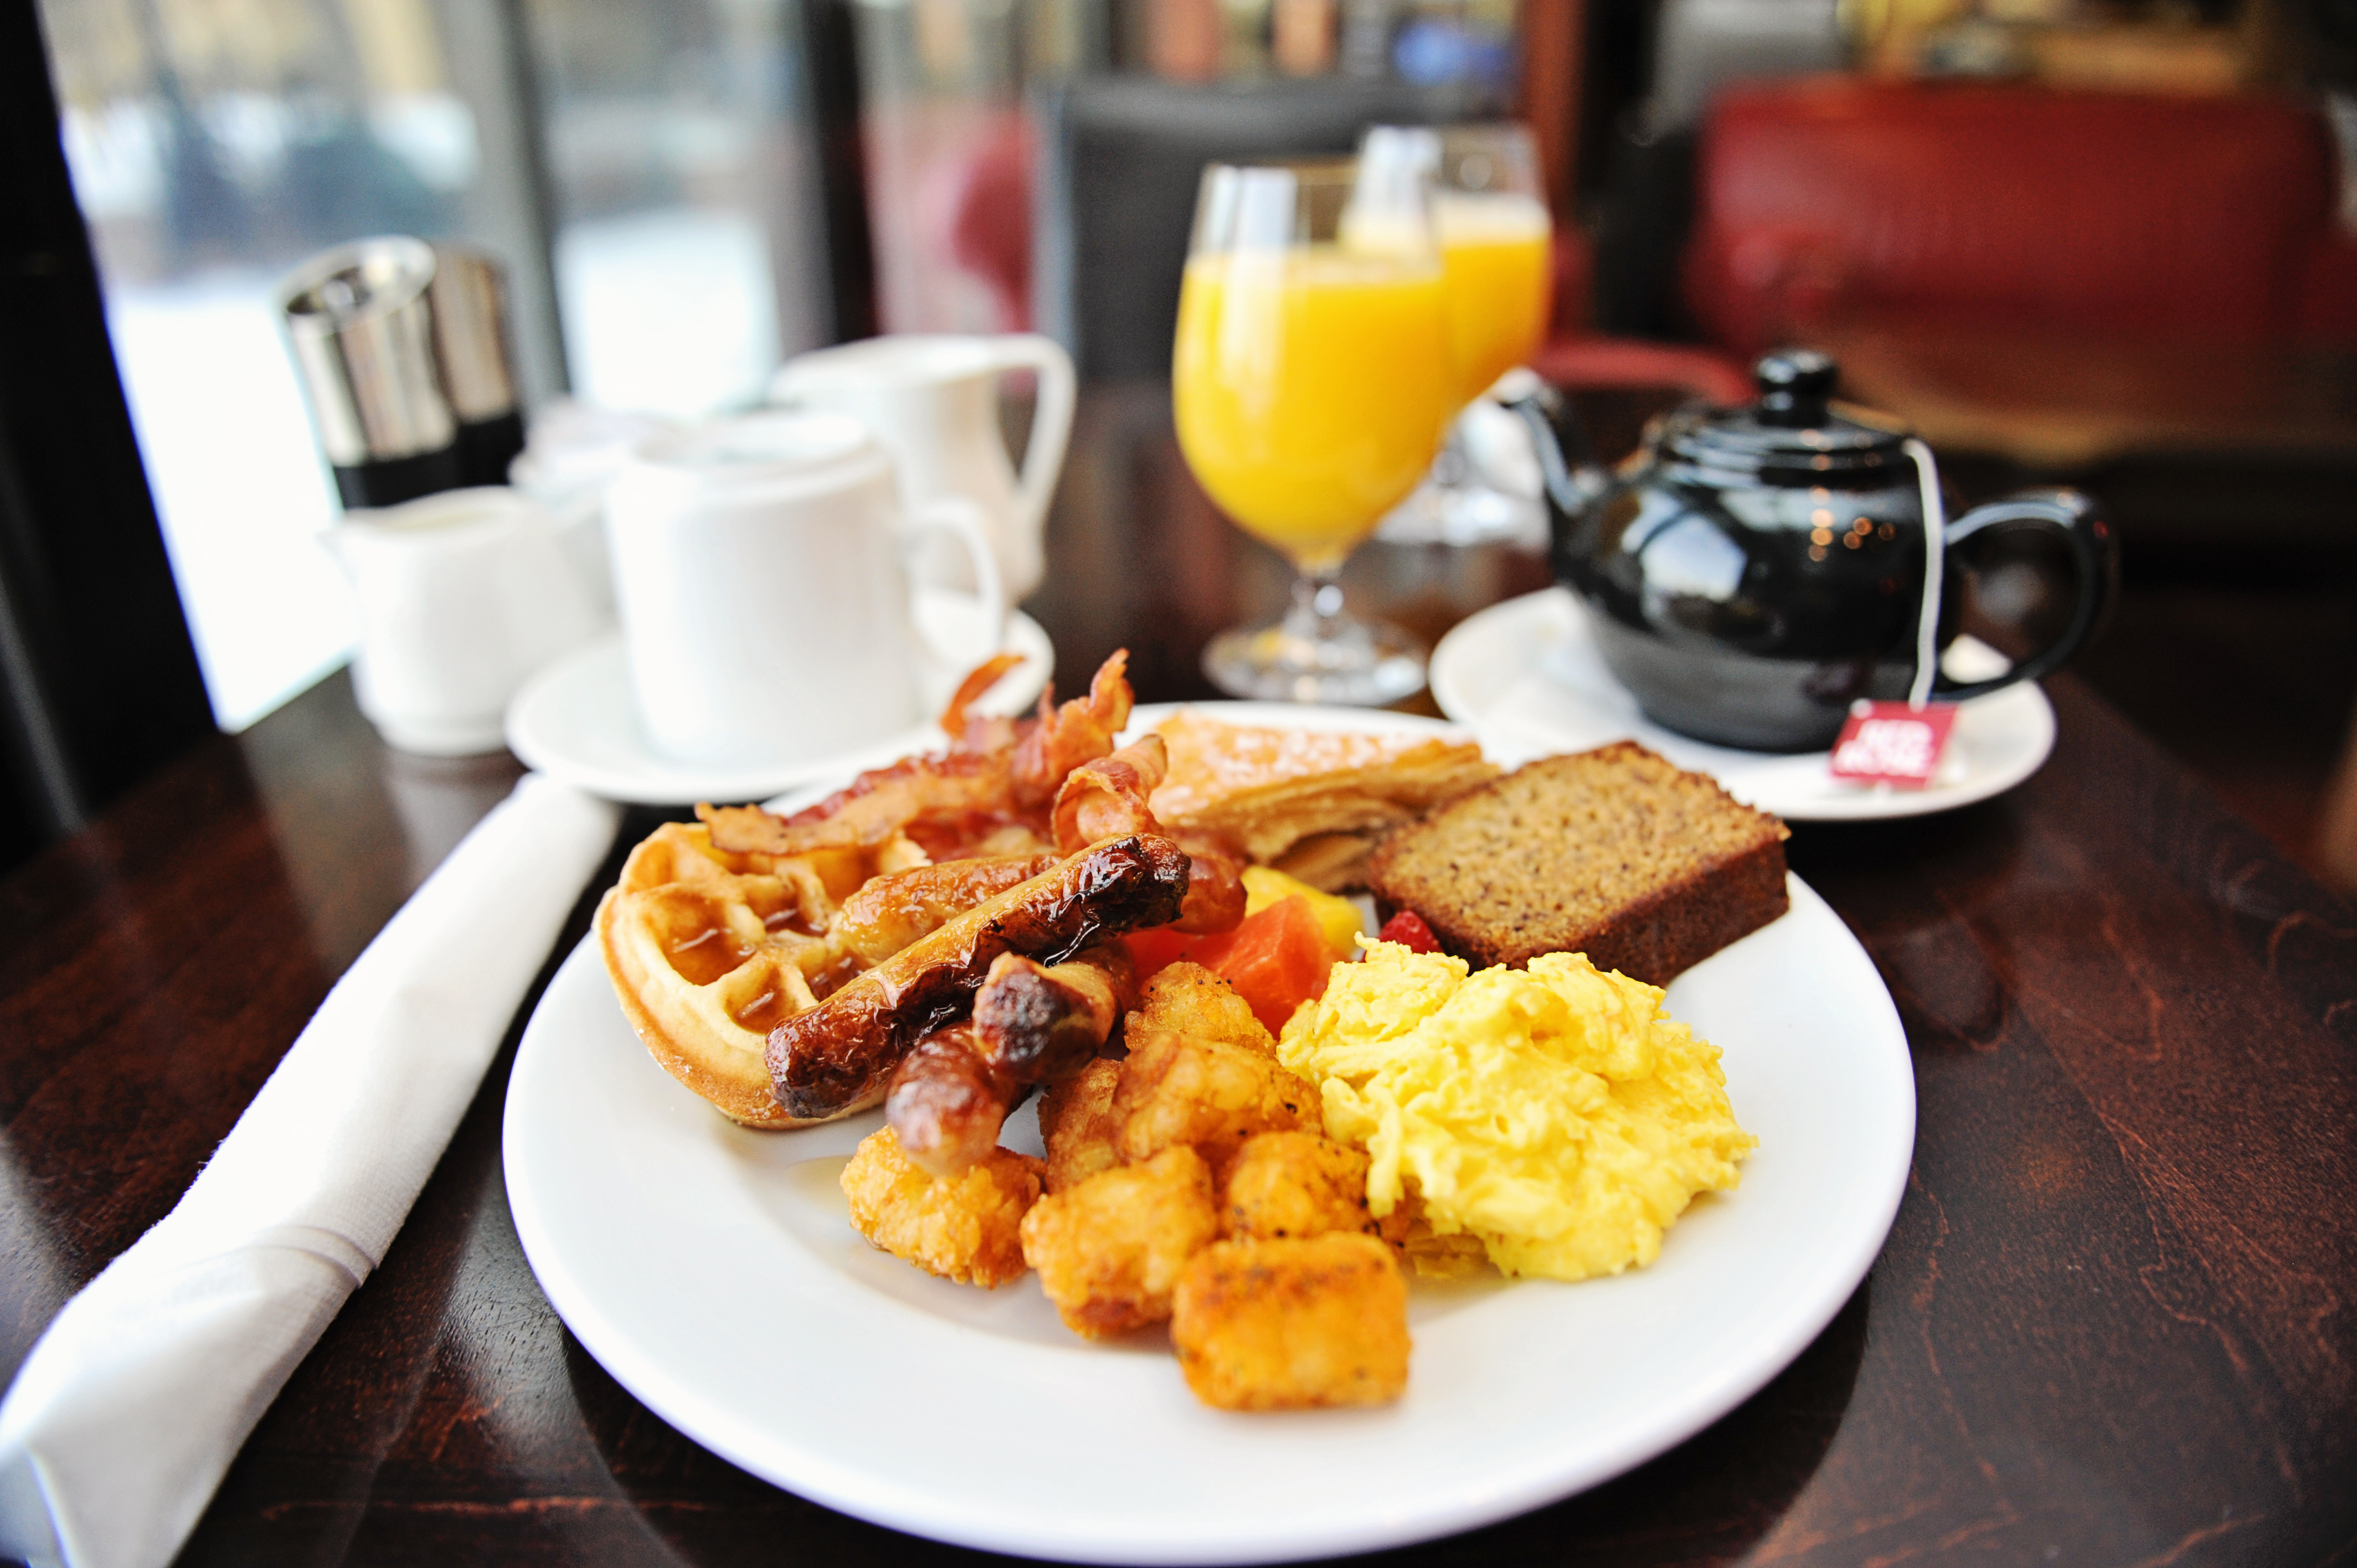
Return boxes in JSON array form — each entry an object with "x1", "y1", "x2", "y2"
[
  {"x1": 1173, "y1": 249, "x2": 1450, "y2": 570},
  {"x1": 1435, "y1": 192, "x2": 1552, "y2": 408}
]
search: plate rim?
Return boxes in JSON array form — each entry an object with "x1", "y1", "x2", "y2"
[
  {"x1": 1429, "y1": 587, "x2": 2056, "y2": 822},
  {"x1": 505, "y1": 704, "x2": 1918, "y2": 1562},
  {"x1": 503, "y1": 611, "x2": 1054, "y2": 806}
]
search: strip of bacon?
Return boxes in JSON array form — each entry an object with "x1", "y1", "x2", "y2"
[
  {"x1": 697, "y1": 649, "x2": 1137, "y2": 859},
  {"x1": 1013, "y1": 649, "x2": 1133, "y2": 808},
  {"x1": 1052, "y1": 734, "x2": 1169, "y2": 853},
  {"x1": 699, "y1": 749, "x2": 1019, "y2": 857},
  {"x1": 941, "y1": 652, "x2": 1027, "y2": 753}
]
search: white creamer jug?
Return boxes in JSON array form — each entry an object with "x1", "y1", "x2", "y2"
[
  {"x1": 323, "y1": 486, "x2": 606, "y2": 756},
  {"x1": 769, "y1": 333, "x2": 1074, "y2": 601}
]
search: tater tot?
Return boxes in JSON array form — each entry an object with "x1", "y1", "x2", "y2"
[
  {"x1": 1114, "y1": 1027, "x2": 1316, "y2": 1168},
  {"x1": 1218, "y1": 1132, "x2": 1382, "y2": 1242},
  {"x1": 1171, "y1": 1234, "x2": 1411, "y2": 1410},
  {"x1": 1037, "y1": 1056, "x2": 1125, "y2": 1194},
  {"x1": 1019, "y1": 1146, "x2": 1220, "y2": 1337},
  {"x1": 841, "y1": 1127, "x2": 1043, "y2": 1288},
  {"x1": 1129, "y1": 962, "x2": 1275, "y2": 1056}
]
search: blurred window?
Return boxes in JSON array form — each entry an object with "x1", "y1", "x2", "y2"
[
  {"x1": 34, "y1": 0, "x2": 826, "y2": 730},
  {"x1": 852, "y1": 0, "x2": 1519, "y2": 337},
  {"x1": 853, "y1": 0, "x2": 1068, "y2": 333},
  {"x1": 35, "y1": 0, "x2": 1512, "y2": 729},
  {"x1": 521, "y1": 0, "x2": 827, "y2": 414}
]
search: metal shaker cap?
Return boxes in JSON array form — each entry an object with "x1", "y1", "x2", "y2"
[
  {"x1": 278, "y1": 238, "x2": 457, "y2": 466},
  {"x1": 425, "y1": 244, "x2": 517, "y2": 424}
]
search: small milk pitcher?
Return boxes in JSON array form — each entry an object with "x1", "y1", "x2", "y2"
[
  {"x1": 323, "y1": 487, "x2": 606, "y2": 755},
  {"x1": 769, "y1": 334, "x2": 1075, "y2": 601}
]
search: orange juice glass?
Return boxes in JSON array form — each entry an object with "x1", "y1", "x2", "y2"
[
  {"x1": 1366, "y1": 124, "x2": 1555, "y2": 549},
  {"x1": 1437, "y1": 190, "x2": 1553, "y2": 408},
  {"x1": 1175, "y1": 251, "x2": 1449, "y2": 570},
  {"x1": 1174, "y1": 159, "x2": 1449, "y2": 704}
]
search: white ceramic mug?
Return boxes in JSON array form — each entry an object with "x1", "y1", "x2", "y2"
[
  {"x1": 604, "y1": 411, "x2": 1005, "y2": 769},
  {"x1": 324, "y1": 486, "x2": 607, "y2": 756},
  {"x1": 769, "y1": 333, "x2": 1075, "y2": 601}
]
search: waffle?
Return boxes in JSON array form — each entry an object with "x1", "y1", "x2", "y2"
[{"x1": 596, "y1": 821, "x2": 879, "y2": 1126}]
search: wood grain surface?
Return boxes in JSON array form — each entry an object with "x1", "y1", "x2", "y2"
[{"x1": 2, "y1": 390, "x2": 2353, "y2": 1567}]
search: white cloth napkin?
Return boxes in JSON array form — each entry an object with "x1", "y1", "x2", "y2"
[{"x1": 0, "y1": 773, "x2": 621, "y2": 1568}]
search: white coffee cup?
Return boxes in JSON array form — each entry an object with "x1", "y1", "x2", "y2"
[
  {"x1": 603, "y1": 410, "x2": 1005, "y2": 769},
  {"x1": 769, "y1": 333, "x2": 1075, "y2": 601},
  {"x1": 323, "y1": 486, "x2": 607, "y2": 756}
]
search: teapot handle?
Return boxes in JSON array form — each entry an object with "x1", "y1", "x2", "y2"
[{"x1": 1932, "y1": 488, "x2": 2119, "y2": 702}]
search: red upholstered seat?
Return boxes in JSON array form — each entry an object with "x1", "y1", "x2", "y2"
[
  {"x1": 1535, "y1": 223, "x2": 1755, "y2": 405},
  {"x1": 1685, "y1": 78, "x2": 2357, "y2": 354},
  {"x1": 1527, "y1": 336, "x2": 1754, "y2": 406}
]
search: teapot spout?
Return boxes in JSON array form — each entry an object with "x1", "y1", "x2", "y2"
[{"x1": 1503, "y1": 385, "x2": 1608, "y2": 591}]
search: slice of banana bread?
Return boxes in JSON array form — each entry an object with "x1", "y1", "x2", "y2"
[{"x1": 1363, "y1": 742, "x2": 1789, "y2": 984}]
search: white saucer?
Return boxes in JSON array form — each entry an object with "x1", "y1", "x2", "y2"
[
  {"x1": 505, "y1": 605, "x2": 1054, "y2": 806},
  {"x1": 1429, "y1": 589, "x2": 2056, "y2": 822}
]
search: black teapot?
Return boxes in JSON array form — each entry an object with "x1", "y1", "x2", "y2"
[{"x1": 1507, "y1": 350, "x2": 2118, "y2": 753}]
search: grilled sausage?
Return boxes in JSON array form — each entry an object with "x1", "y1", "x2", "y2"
[
  {"x1": 832, "y1": 854, "x2": 1059, "y2": 967},
  {"x1": 1051, "y1": 737, "x2": 1244, "y2": 935},
  {"x1": 887, "y1": 945, "x2": 1136, "y2": 1177},
  {"x1": 884, "y1": 1023, "x2": 1015, "y2": 1179},
  {"x1": 973, "y1": 945, "x2": 1135, "y2": 1084},
  {"x1": 767, "y1": 833, "x2": 1189, "y2": 1120}
]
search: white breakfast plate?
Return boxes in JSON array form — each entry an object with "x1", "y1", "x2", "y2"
[
  {"x1": 503, "y1": 599, "x2": 1053, "y2": 806},
  {"x1": 1429, "y1": 588, "x2": 2057, "y2": 822},
  {"x1": 505, "y1": 703, "x2": 1916, "y2": 1563}
]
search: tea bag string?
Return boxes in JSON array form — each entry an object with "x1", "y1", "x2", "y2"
[{"x1": 1903, "y1": 438, "x2": 1944, "y2": 711}]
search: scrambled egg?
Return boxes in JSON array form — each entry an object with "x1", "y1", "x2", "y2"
[{"x1": 1278, "y1": 942, "x2": 1756, "y2": 1281}]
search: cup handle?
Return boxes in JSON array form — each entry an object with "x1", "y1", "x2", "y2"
[
  {"x1": 974, "y1": 334, "x2": 1076, "y2": 535},
  {"x1": 1933, "y1": 487, "x2": 2119, "y2": 702},
  {"x1": 901, "y1": 496, "x2": 1008, "y2": 673}
]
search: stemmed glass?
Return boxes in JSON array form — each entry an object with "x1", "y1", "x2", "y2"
[
  {"x1": 1367, "y1": 123, "x2": 1555, "y2": 548},
  {"x1": 1172, "y1": 152, "x2": 1451, "y2": 704}
]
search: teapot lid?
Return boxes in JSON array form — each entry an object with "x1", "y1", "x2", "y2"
[{"x1": 1660, "y1": 350, "x2": 1908, "y2": 484}]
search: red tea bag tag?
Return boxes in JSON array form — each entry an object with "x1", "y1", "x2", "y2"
[{"x1": 1829, "y1": 701, "x2": 1959, "y2": 788}]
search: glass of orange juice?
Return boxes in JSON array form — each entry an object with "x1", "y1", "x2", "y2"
[
  {"x1": 1174, "y1": 156, "x2": 1449, "y2": 703},
  {"x1": 1366, "y1": 123, "x2": 1554, "y2": 548}
]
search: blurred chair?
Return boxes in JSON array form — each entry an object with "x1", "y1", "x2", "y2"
[
  {"x1": 1534, "y1": 220, "x2": 1754, "y2": 410},
  {"x1": 1689, "y1": 78, "x2": 2357, "y2": 355},
  {"x1": 928, "y1": 110, "x2": 1037, "y2": 332},
  {"x1": 1032, "y1": 74, "x2": 1508, "y2": 380},
  {"x1": 1680, "y1": 78, "x2": 2357, "y2": 467},
  {"x1": 1530, "y1": 335, "x2": 1754, "y2": 408}
]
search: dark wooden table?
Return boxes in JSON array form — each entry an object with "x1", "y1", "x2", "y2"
[{"x1": 4, "y1": 386, "x2": 2354, "y2": 1567}]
